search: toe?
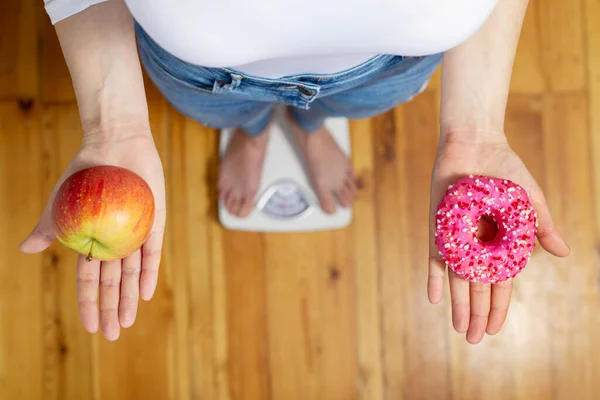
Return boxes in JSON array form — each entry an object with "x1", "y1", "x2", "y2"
[
  {"x1": 345, "y1": 178, "x2": 357, "y2": 197},
  {"x1": 223, "y1": 188, "x2": 233, "y2": 205},
  {"x1": 336, "y1": 187, "x2": 353, "y2": 208},
  {"x1": 316, "y1": 187, "x2": 337, "y2": 214},
  {"x1": 226, "y1": 192, "x2": 239, "y2": 215},
  {"x1": 218, "y1": 183, "x2": 228, "y2": 200},
  {"x1": 238, "y1": 195, "x2": 254, "y2": 217},
  {"x1": 231, "y1": 196, "x2": 244, "y2": 216}
]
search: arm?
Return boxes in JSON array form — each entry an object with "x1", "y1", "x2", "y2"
[
  {"x1": 428, "y1": 0, "x2": 570, "y2": 344},
  {"x1": 440, "y1": 0, "x2": 528, "y2": 138},
  {"x1": 54, "y1": 0, "x2": 149, "y2": 136},
  {"x1": 21, "y1": 0, "x2": 166, "y2": 341}
]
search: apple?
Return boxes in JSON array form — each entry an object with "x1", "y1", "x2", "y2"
[{"x1": 52, "y1": 165, "x2": 155, "y2": 261}]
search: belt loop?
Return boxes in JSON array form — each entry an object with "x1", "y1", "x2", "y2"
[{"x1": 214, "y1": 73, "x2": 243, "y2": 93}]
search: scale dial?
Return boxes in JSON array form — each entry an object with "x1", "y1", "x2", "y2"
[{"x1": 257, "y1": 180, "x2": 312, "y2": 220}]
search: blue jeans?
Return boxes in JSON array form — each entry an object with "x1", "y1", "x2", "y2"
[{"x1": 135, "y1": 23, "x2": 443, "y2": 135}]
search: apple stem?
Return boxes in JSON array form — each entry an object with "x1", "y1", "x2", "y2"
[{"x1": 86, "y1": 240, "x2": 95, "y2": 262}]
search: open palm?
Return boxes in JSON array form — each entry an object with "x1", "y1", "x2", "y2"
[
  {"x1": 20, "y1": 131, "x2": 166, "y2": 341},
  {"x1": 428, "y1": 135, "x2": 570, "y2": 344}
]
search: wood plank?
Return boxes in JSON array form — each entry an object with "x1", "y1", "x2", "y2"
[
  {"x1": 584, "y1": 0, "x2": 600, "y2": 385},
  {"x1": 538, "y1": 0, "x2": 586, "y2": 92},
  {"x1": 349, "y1": 119, "x2": 384, "y2": 400},
  {"x1": 0, "y1": 102, "x2": 43, "y2": 399},
  {"x1": 0, "y1": 0, "x2": 39, "y2": 99},
  {"x1": 265, "y1": 230, "x2": 357, "y2": 400},
  {"x1": 206, "y1": 130, "x2": 231, "y2": 400},
  {"x1": 585, "y1": 0, "x2": 600, "y2": 236},
  {"x1": 313, "y1": 230, "x2": 358, "y2": 400},
  {"x1": 265, "y1": 232, "x2": 323, "y2": 400},
  {"x1": 541, "y1": 94, "x2": 597, "y2": 399},
  {"x1": 224, "y1": 230, "x2": 268, "y2": 400},
  {"x1": 179, "y1": 116, "x2": 219, "y2": 400},
  {"x1": 163, "y1": 111, "x2": 192, "y2": 400},
  {"x1": 504, "y1": 95, "x2": 553, "y2": 400},
  {"x1": 370, "y1": 110, "x2": 409, "y2": 400},
  {"x1": 510, "y1": 0, "x2": 545, "y2": 94}
]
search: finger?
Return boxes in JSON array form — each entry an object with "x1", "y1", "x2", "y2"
[
  {"x1": 486, "y1": 280, "x2": 513, "y2": 335},
  {"x1": 428, "y1": 173, "x2": 447, "y2": 304},
  {"x1": 100, "y1": 260, "x2": 122, "y2": 341},
  {"x1": 466, "y1": 282, "x2": 491, "y2": 344},
  {"x1": 140, "y1": 229, "x2": 165, "y2": 301},
  {"x1": 77, "y1": 255, "x2": 100, "y2": 333},
  {"x1": 20, "y1": 222, "x2": 55, "y2": 254},
  {"x1": 428, "y1": 258, "x2": 446, "y2": 304},
  {"x1": 449, "y1": 271, "x2": 470, "y2": 333},
  {"x1": 530, "y1": 188, "x2": 570, "y2": 257},
  {"x1": 119, "y1": 249, "x2": 141, "y2": 328}
]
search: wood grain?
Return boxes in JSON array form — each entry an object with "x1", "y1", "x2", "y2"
[
  {"x1": 585, "y1": 0, "x2": 600, "y2": 236},
  {"x1": 0, "y1": 102, "x2": 43, "y2": 399},
  {"x1": 510, "y1": 0, "x2": 545, "y2": 94},
  {"x1": 0, "y1": 0, "x2": 39, "y2": 100},
  {"x1": 541, "y1": 94, "x2": 596, "y2": 400},
  {"x1": 504, "y1": 95, "x2": 553, "y2": 400},
  {"x1": 538, "y1": 0, "x2": 586, "y2": 92},
  {"x1": 350, "y1": 118, "x2": 384, "y2": 400}
]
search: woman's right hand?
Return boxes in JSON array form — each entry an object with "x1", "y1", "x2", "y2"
[{"x1": 20, "y1": 127, "x2": 166, "y2": 341}]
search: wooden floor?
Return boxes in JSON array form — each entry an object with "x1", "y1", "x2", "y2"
[{"x1": 1, "y1": 1, "x2": 599, "y2": 399}]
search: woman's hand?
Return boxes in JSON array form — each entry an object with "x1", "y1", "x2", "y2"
[
  {"x1": 427, "y1": 132, "x2": 570, "y2": 344},
  {"x1": 20, "y1": 128, "x2": 166, "y2": 341}
]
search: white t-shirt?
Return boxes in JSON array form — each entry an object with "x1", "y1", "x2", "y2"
[{"x1": 44, "y1": 0, "x2": 498, "y2": 78}]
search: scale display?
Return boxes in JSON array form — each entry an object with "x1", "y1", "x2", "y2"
[{"x1": 257, "y1": 180, "x2": 312, "y2": 220}]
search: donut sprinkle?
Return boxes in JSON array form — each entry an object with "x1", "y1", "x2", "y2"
[{"x1": 435, "y1": 175, "x2": 538, "y2": 284}]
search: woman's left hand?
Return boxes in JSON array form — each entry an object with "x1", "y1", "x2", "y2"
[{"x1": 427, "y1": 132, "x2": 570, "y2": 344}]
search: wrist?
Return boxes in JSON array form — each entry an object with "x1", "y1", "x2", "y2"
[
  {"x1": 79, "y1": 80, "x2": 150, "y2": 141},
  {"x1": 440, "y1": 122, "x2": 507, "y2": 145},
  {"x1": 439, "y1": 121, "x2": 508, "y2": 152}
]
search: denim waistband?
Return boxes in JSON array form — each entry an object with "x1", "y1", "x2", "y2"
[{"x1": 135, "y1": 22, "x2": 437, "y2": 110}]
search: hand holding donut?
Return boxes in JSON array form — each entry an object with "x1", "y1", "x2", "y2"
[{"x1": 428, "y1": 134, "x2": 570, "y2": 344}]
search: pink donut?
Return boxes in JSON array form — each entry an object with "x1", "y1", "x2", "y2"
[{"x1": 435, "y1": 175, "x2": 538, "y2": 284}]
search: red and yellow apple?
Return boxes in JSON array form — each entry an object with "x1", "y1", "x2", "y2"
[{"x1": 52, "y1": 166, "x2": 155, "y2": 261}]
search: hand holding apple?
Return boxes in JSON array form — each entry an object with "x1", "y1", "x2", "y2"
[
  {"x1": 20, "y1": 131, "x2": 166, "y2": 341},
  {"x1": 53, "y1": 166, "x2": 155, "y2": 262}
]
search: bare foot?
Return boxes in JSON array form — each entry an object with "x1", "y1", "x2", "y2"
[
  {"x1": 218, "y1": 127, "x2": 270, "y2": 217},
  {"x1": 288, "y1": 115, "x2": 357, "y2": 214}
]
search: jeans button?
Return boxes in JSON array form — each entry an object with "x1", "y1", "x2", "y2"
[{"x1": 298, "y1": 87, "x2": 313, "y2": 96}]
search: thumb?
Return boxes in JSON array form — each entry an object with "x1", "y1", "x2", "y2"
[
  {"x1": 530, "y1": 187, "x2": 570, "y2": 258},
  {"x1": 20, "y1": 216, "x2": 55, "y2": 254}
]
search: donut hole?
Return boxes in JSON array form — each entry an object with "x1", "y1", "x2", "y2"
[{"x1": 476, "y1": 215, "x2": 499, "y2": 243}]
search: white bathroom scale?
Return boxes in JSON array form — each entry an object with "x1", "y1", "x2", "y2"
[{"x1": 218, "y1": 107, "x2": 352, "y2": 232}]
